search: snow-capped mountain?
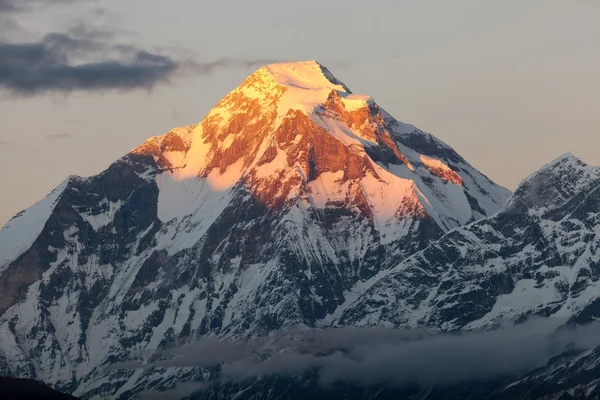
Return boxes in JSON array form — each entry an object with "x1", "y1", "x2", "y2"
[
  {"x1": 339, "y1": 153, "x2": 600, "y2": 331},
  {"x1": 0, "y1": 61, "x2": 510, "y2": 398},
  {"x1": 188, "y1": 153, "x2": 600, "y2": 400}
]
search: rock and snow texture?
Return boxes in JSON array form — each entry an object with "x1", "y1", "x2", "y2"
[
  {"x1": 339, "y1": 153, "x2": 600, "y2": 331},
  {"x1": 132, "y1": 60, "x2": 508, "y2": 251},
  {"x1": 0, "y1": 60, "x2": 514, "y2": 398}
]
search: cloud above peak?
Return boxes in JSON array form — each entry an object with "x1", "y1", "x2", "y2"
[
  {"x1": 0, "y1": 35, "x2": 177, "y2": 95},
  {"x1": 0, "y1": 1, "x2": 277, "y2": 96}
]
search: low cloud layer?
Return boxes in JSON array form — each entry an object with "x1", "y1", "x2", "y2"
[
  {"x1": 221, "y1": 319, "x2": 569, "y2": 387},
  {"x1": 119, "y1": 318, "x2": 600, "y2": 397},
  {"x1": 136, "y1": 382, "x2": 208, "y2": 400}
]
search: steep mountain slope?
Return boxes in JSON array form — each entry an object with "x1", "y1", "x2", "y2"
[
  {"x1": 189, "y1": 153, "x2": 600, "y2": 400},
  {"x1": 0, "y1": 61, "x2": 509, "y2": 398},
  {"x1": 340, "y1": 153, "x2": 600, "y2": 331}
]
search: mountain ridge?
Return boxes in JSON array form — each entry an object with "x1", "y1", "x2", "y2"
[{"x1": 339, "y1": 151, "x2": 600, "y2": 331}]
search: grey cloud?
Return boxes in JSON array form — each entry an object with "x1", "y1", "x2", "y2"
[
  {"x1": 0, "y1": 33, "x2": 178, "y2": 95},
  {"x1": 182, "y1": 57, "x2": 281, "y2": 75},
  {"x1": 0, "y1": 0, "x2": 175, "y2": 95},
  {"x1": 0, "y1": 1, "x2": 277, "y2": 95},
  {"x1": 112, "y1": 325, "x2": 429, "y2": 371},
  {"x1": 153, "y1": 338, "x2": 251, "y2": 369},
  {"x1": 119, "y1": 319, "x2": 600, "y2": 391},
  {"x1": 0, "y1": 0, "x2": 29, "y2": 12},
  {"x1": 135, "y1": 382, "x2": 208, "y2": 400},
  {"x1": 147, "y1": 324, "x2": 430, "y2": 370},
  {"x1": 221, "y1": 319, "x2": 572, "y2": 387},
  {"x1": 0, "y1": 35, "x2": 280, "y2": 95},
  {"x1": 0, "y1": 17, "x2": 21, "y2": 35}
]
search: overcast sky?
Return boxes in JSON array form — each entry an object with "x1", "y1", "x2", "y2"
[{"x1": 0, "y1": 0, "x2": 598, "y2": 225}]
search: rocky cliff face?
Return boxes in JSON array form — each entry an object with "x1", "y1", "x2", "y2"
[{"x1": 0, "y1": 61, "x2": 513, "y2": 398}]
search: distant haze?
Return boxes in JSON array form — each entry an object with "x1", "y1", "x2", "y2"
[{"x1": 0, "y1": 0, "x2": 598, "y2": 225}]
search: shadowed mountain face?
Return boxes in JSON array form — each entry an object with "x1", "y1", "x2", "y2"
[{"x1": 0, "y1": 60, "x2": 518, "y2": 398}]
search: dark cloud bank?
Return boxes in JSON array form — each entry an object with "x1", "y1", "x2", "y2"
[
  {"x1": 0, "y1": 33, "x2": 277, "y2": 95},
  {"x1": 0, "y1": 35, "x2": 177, "y2": 94},
  {"x1": 119, "y1": 318, "x2": 600, "y2": 399},
  {"x1": 0, "y1": 0, "x2": 277, "y2": 95}
]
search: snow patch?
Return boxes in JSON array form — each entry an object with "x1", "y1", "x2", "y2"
[
  {"x1": 78, "y1": 199, "x2": 123, "y2": 231},
  {"x1": 307, "y1": 171, "x2": 346, "y2": 208},
  {"x1": 0, "y1": 178, "x2": 69, "y2": 271},
  {"x1": 162, "y1": 150, "x2": 186, "y2": 169},
  {"x1": 221, "y1": 134, "x2": 235, "y2": 150},
  {"x1": 254, "y1": 147, "x2": 288, "y2": 179},
  {"x1": 264, "y1": 61, "x2": 349, "y2": 118},
  {"x1": 340, "y1": 93, "x2": 373, "y2": 111}
]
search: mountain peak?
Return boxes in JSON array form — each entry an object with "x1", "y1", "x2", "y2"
[
  {"x1": 122, "y1": 61, "x2": 511, "y2": 247},
  {"x1": 520, "y1": 152, "x2": 588, "y2": 184},
  {"x1": 509, "y1": 152, "x2": 598, "y2": 212},
  {"x1": 126, "y1": 60, "x2": 510, "y2": 233},
  {"x1": 262, "y1": 60, "x2": 351, "y2": 93},
  {"x1": 233, "y1": 60, "x2": 359, "y2": 119},
  {"x1": 132, "y1": 60, "x2": 376, "y2": 176},
  {"x1": 547, "y1": 152, "x2": 583, "y2": 167}
]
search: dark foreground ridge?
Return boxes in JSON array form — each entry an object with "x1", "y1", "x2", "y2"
[{"x1": 0, "y1": 376, "x2": 79, "y2": 400}]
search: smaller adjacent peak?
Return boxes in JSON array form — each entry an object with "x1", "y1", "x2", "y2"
[
  {"x1": 520, "y1": 152, "x2": 587, "y2": 184},
  {"x1": 548, "y1": 152, "x2": 584, "y2": 167},
  {"x1": 553, "y1": 151, "x2": 577, "y2": 160},
  {"x1": 508, "y1": 152, "x2": 599, "y2": 212}
]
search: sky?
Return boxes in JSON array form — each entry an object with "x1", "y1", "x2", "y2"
[{"x1": 0, "y1": 0, "x2": 598, "y2": 225}]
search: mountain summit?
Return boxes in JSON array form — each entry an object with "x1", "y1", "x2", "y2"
[
  {"x1": 132, "y1": 60, "x2": 508, "y2": 249},
  {"x1": 0, "y1": 61, "x2": 510, "y2": 397}
]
